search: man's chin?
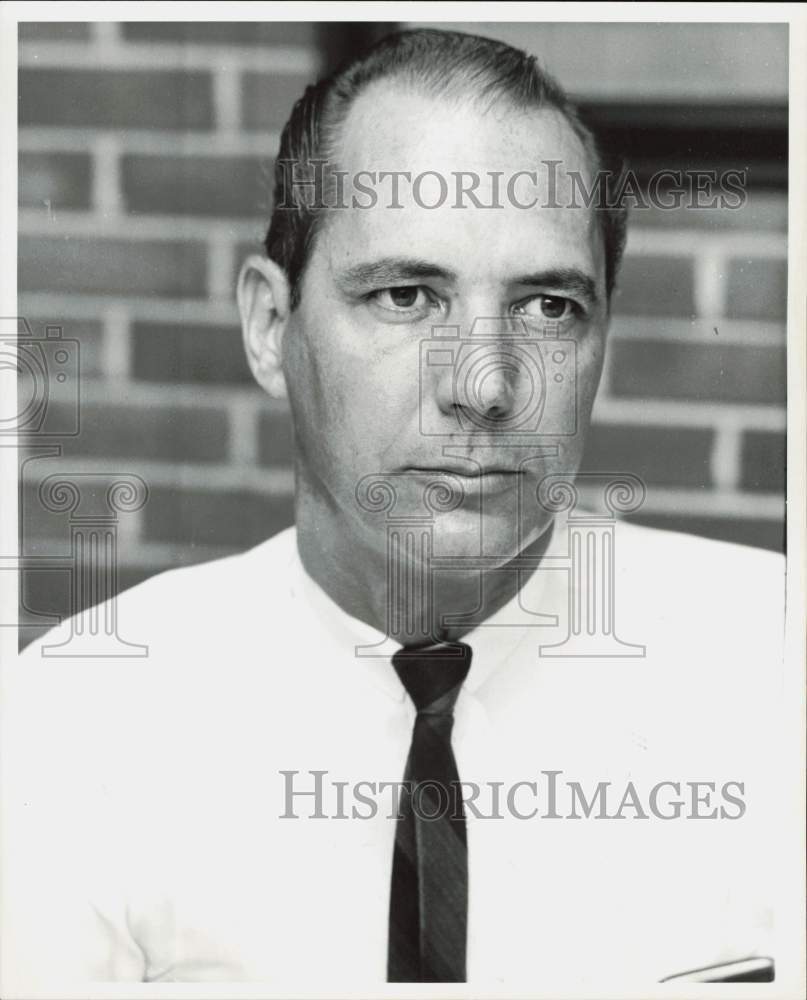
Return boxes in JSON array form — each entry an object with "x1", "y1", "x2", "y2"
[
  {"x1": 428, "y1": 508, "x2": 554, "y2": 564},
  {"x1": 352, "y1": 490, "x2": 554, "y2": 569}
]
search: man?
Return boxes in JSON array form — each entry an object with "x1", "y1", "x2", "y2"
[{"x1": 3, "y1": 28, "x2": 784, "y2": 992}]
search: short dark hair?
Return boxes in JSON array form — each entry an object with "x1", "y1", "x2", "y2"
[{"x1": 265, "y1": 28, "x2": 627, "y2": 308}]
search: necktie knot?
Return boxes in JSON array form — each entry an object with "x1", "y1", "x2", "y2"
[{"x1": 392, "y1": 641, "x2": 472, "y2": 715}]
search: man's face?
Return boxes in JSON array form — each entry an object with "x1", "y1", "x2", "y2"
[{"x1": 282, "y1": 82, "x2": 609, "y2": 564}]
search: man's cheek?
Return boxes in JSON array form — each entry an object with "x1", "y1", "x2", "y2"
[{"x1": 577, "y1": 335, "x2": 606, "y2": 400}]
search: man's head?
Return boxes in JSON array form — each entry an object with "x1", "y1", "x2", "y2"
[
  {"x1": 238, "y1": 28, "x2": 627, "y2": 571},
  {"x1": 265, "y1": 28, "x2": 626, "y2": 308}
]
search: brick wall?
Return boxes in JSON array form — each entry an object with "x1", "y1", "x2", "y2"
[
  {"x1": 17, "y1": 21, "x2": 787, "y2": 643},
  {"x1": 587, "y1": 213, "x2": 786, "y2": 551}
]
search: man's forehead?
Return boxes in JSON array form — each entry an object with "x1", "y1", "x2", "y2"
[
  {"x1": 312, "y1": 79, "x2": 604, "y2": 289},
  {"x1": 316, "y1": 83, "x2": 604, "y2": 295},
  {"x1": 322, "y1": 200, "x2": 602, "y2": 294},
  {"x1": 336, "y1": 78, "x2": 592, "y2": 178}
]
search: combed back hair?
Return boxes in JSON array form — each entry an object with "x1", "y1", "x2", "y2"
[{"x1": 265, "y1": 28, "x2": 628, "y2": 308}]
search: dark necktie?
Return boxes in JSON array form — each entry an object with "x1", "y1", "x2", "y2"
[{"x1": 387, "y1": 641, "x2": 473, "y2": 983}]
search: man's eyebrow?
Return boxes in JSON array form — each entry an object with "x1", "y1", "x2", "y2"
[
  {"x1": 335, "y1": 257, "x2": 458, "y2": 288},
  {"x1": 511, "y1": 268, "x2": 600, "y2": 307}
]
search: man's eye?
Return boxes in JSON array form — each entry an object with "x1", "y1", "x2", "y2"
[
  {"x1": 515, "y1": 295, "x2": 576, "y2": 320},
  {"x1": 372, "y1": 286, "x2": 430, "y2": 311}
]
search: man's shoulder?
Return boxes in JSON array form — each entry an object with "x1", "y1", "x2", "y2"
[
  {"x1": 601, "y1": 520, "x2": 785, "y2": 661},
  {"x1": 123, "y1": 524, "x2": 298, "y2": 610},
  {"x1": 9, "y1": 529, "x2": 302, "y2": 781},
  {"x1": 608, "y1": 519, "x2": 785, "y2": 667},
  {"x1": 613, "y1": 518, "x2": 784, "y2": 591},
  {"x1": 19, "y1": 526, "x2": 300, "y2": 664}
]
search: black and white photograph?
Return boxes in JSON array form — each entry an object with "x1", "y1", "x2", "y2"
[{"x1": 1, "y1": 3, "x2": 805, "y2": 997}]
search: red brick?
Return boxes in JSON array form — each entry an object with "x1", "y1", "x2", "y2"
[
  {"x1": 132, "y1": 321, "x2": 252, "y2": 384},
  {"x1": 8, "y1": 328, "x2": 81, "y2": 438},
  {"x1": 624, "y1": 512, "x2": 784, "y2": 554},
  {"x1": 19, "y1": 236, "x2": 208, "y2": 298},
  {"x1": 143, "y1": 488, "x2": 294, "y2": 548},
  {"x1": 258, "y1": 410, "x2": 294, "y2": 466},
  {"x1": 581, "y1": 422, "x2": 713, "y2": 488},
  {"x1": 19, "y1": 473, "x2": 141, "y2": 556},
  {"x1": 19, "y1": 483, "x2": 71, "y2": 555},
  {"x1": 19, "y1": 317, "x2": 103, "y2": 376},
  {"x1": 241, "y1": 72, "x2": 317, "y2": 132},
  {"x1": 19, "y1": 22, "x2": 92, "y2": 41},
  {"x1": 608, "y1": 340, "x2": 786, "y2": 405},
  {"x1": 19, "y1": 69, "x2": 213, "y2": 130},
  {"x1": 19, "y1": 563, "x2": 68, "y2": 608},
  {"x1": 52, "y1": 401, "x2": 230, "y2": 462},
  {"x1": 740, "y1": 431, "x2": 786, "y2": 493},
  {"x1": 122, "y1": 154, "x2": 272, "y2": 218},
  {"x1": 18, "y1": 564, "x2": 70, "y2": 647},
  {"x1": 611, "y1": 255, "x2": 695, "y2": 317},
  {"x1": 19, "y1": 152, "x2": 92, "y2": 210},
  {"x1": 726, "y1": 258, "x2": 787, "y2": 320},
  {"x1": 121, "y1": 21, "x2": 318, "y2": 46}
]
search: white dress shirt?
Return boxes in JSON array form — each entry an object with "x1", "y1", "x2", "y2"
[{"x1": 2, "y1": 518, "x2": 786, "y2": 992}]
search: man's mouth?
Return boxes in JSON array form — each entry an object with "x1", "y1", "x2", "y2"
[{"x1": 403, "y1": 464, "x2": 523, "y2": 481}]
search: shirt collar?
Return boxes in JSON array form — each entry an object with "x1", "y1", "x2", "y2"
[{"x1": 286, "y1": 517, "x2": 566, "y2": 703}]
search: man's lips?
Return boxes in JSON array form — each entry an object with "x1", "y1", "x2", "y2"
[{"x1": 403, "y1": 465, "x2": 523, "y2": 478}]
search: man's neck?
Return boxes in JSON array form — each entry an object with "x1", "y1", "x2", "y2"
[{"x1": 294, "y1": 490, "x2": 555, "y2": 647}]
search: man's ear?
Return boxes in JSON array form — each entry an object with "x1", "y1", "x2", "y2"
[{"x1": 237, "y1": 255, "x2": 291, "y2": 399}]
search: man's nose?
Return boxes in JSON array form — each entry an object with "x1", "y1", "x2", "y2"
[
  {"x1": 432, "y1": 319, "x2": 528, "y2": 426},
  {"x1": 455, "y1": 345, "x2": 519, "y2": 421}
]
